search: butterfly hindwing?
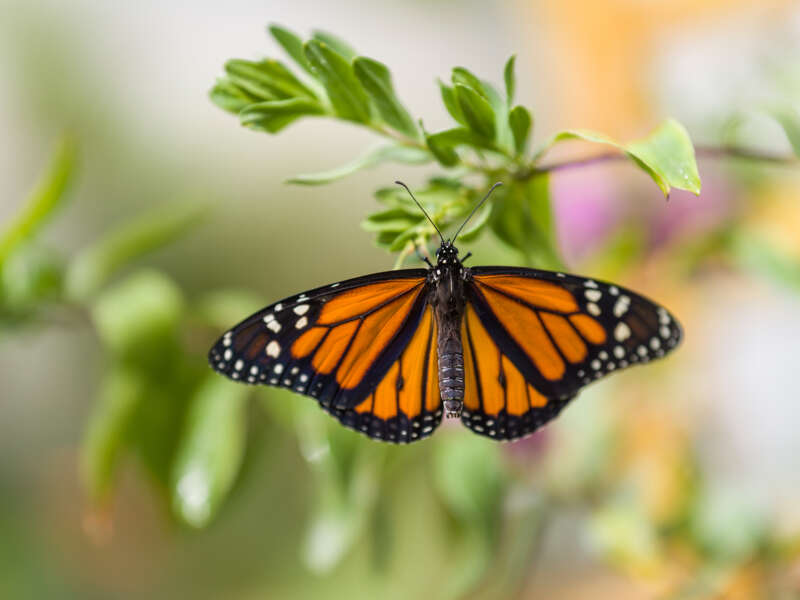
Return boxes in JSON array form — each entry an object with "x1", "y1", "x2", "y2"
[
  {"x1": 461, "y1": 301, "x2": 576, "y2": 441},
  {"x1": 208, "y1": 270, "x2": 430, "y2": 430},
  {"x1": 460, "y1": 267, "x2": 682, "y2": 441},
  {"x1": 321, "y1": 305, "x2": 443, "y2": 443}
]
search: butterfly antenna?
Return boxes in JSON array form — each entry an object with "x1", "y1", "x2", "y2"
[
  {"x1": 453, "y1": 182, "x2": 502, "y2": 241},
  {"x1": 395, "y1": 181, "x2": 445, "y2": 244}
]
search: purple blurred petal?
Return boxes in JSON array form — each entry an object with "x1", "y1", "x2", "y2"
[
  {"x1": 552, "y1": 166, "x2": 623, "y2": 264},
  {"x1": 649, "y1": 166, "x2": 734, "y2": 249}
]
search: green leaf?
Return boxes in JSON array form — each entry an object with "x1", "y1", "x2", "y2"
[
  {"x1": 171, "y1": 375, "x2": 248, "y2": 528},
  {"x1": 209, "y1": 79, "x2": 259, "y2": 114},
  {"x1": 194, "y1": 289, "x2": 265, "y2": 331},
  {"x1": 456, "y1": 202, "x2": 492, "y2": 242},
  {"x1": 287, "y1": 144, "x2": 430, "y2": 185},
  {"x1": 434, "y1": 433, "x2": 508, "y2": 536},
  {"x1": 508, "y1": 105, "x2": 532, "y2": 155},
  {"x1": 489, "y1": 176, "x2": 563, "y2": 269},
  {"x1": 353, "y1": 57, "x2": 419, "y2": 139},
  {"x1": 362, "y1": 207, "x2": 423, "y2": 233},
  {"x1": 0, "y1": 137, "x2": 76, "y2": 270},
  {"x1": 304, "y1": 40, "x2": 371, "y2": 123},
  {"x1": 503, "y1": 55, "x2": 516, "y2": 105},
  {"x1": 0, "y1": 244, "x2": 63, "y2": 312},
  {"x1": 439, "y1": 80, "x2": 467, "y2": 126},
  {"x1": 126, "y1": 372, "x2": 197, "y2": 491},
  {"x1": 297, "y1": 408, "x2": 385, "y2": 573},
  {"x1": 428, "y1": 126, "x2": 492, "y2": 148},
  {"x1": 423, "y1": 127, "x2": 498, "y2": 169},
  {"x1": 625, "y1": 119, "x2": 701, "y2": 196},
  {"x1": 239, "y1": 98, "x2": 326, "y2": 133},
  {"x1": 268, "y1": 24, "x2": 315, "y2": 77},
  {"x1": 225, "y1": 58, "x2": 317, "y2": 100},
  {"x1": 424, "y1": 128, "x2": 461, "y2": 167},
  {"x1": 222, "y1": 68, "x2": 279, "y2": 102},
  {"x1": 90, "y1": 269, "x2": 184, "y2": 363},
  {"x1": 455, "y1": 84, "x2": 496, "y2": 139},
  {"x1": 538, "y1": 119, "x2": 701, "y2": 197},
  {"x1": 312, "y1": 30, "x2": 357, "y2": 61},
  {"x1": 767, "y1": 104, "x2": 800, "y2": 156},
  {"x1": 65, "y1": 203, "x2": 205, "y2": 301},
  {"x1": 452, "y1": 67, "x2": 510, "y2": 151},
  {"x1": 452, "y1": 67, "x2": 490, "y2": 99},
  {"x1": 81, "y1": 367, "x2": 146, "y2": 500},
  {"x1": 433, "y1": 434, "x2": 513, "y2": 598}
]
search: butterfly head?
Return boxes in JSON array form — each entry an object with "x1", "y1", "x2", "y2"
[{"x1": 435, "y1": 241, "x2": 460, "y2": 266}]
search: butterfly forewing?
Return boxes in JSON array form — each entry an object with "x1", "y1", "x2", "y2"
[
  {"x1": 460, "y1": 267, "x2": 682, "y2": 440},
  {"x1": 208, "y1": 269, "x2": 430, "y2": 418}
]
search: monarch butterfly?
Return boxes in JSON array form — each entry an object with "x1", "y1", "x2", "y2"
[{"x1": 209, "y1": 182, "x2": 681, "y2": 442}]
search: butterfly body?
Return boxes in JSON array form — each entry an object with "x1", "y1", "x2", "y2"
[
  {"x1": 429, "y1": 243, "x2": 468, "y2": 418},
  {"x1": 209, "y1": 240, "x2": 681, "y2": 443}
]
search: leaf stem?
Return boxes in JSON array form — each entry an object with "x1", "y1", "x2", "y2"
[{"x1": 514, "y1": 145, "x2": 799, "y2": 180}]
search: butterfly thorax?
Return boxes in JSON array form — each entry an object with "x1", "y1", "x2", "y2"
[{"x1": 429, "y1": 243, "x2": 468, "y2": 419}]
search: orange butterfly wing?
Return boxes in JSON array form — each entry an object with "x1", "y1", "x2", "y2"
[
  {"x1": 461, "y1": 267, "x2": 682, "y2": 440},
  {"x1": 325, "y1": 305, "x2": 443, "y2": 442},
  {"x1": 209, "y1": 270, "x2": 435, "y2": 441}
]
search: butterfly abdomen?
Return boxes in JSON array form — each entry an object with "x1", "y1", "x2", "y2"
[
  {"x1": 438, "y1": 341, "x2": 464, "y2": 418},
  {"x1": 435, "y1": 302, "x2": 466, "y2": 418}
]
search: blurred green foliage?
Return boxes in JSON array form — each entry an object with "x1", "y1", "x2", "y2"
[{"x1": 3, "y1": 22, "x2": 800, "y2": 600}]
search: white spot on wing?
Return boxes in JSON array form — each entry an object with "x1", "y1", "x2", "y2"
[
  {"x1": 585, "y1": 289, "x2": 602, "y2": 302},
  {"x1": 587, "y1": 302, "x2": 601, "y2": 316},
  {"x1": 613, "y1": 295, "x2": 631, "y2": 318},
  {"x1": 267, "y1": 320, "x2": 281, "y2": 333},
  {"x1": 295, "y1": 316, "x2": 308, "y2": 329},
  {"x1": 266, "y1": 341, "x2": 280, "y2": 357},
  {"x1": 294, "y1": 304, "x2": 309, "y2": 315},
  {"x1": 614, "y1": 322, "x2": 631, "y2": 341}
]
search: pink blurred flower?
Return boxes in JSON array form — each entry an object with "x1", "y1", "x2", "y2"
[
  {"x1": 551, "y1": 165, "x2": 624, "y2": 265},
  {"x1": 648, "y1": 165, "x2": 734, "y2": 250}
]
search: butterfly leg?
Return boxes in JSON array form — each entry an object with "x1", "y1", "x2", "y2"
[
  {"x1": 459, "y1": 252, "x2": 472, "y2": 263},
  {"x1": 413, "y1": 240, "x2": 434, "y2": 269}
]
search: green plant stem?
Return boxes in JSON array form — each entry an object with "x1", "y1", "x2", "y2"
[
  {"x1": 368, "y1": 122, "x2": 497, "y2": 175},
  {"x1": 514, "y1": 145, "x2": 799, "y2": 180},
  {"x1": 369, "y1": 123, "x2": 425, "y2": 149}
]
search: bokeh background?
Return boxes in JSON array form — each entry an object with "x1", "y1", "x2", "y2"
[{"x1": 2, "y1": 1, "x2": 800, "y2": 598}]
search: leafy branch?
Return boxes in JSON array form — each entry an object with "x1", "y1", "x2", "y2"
[{"x1": 210, "y1": 24, "x2": 799, "y2": 270}]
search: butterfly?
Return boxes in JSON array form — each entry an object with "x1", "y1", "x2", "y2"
[{"x1": 209, "y1": 182, "x2": 682, "y2": 443}]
